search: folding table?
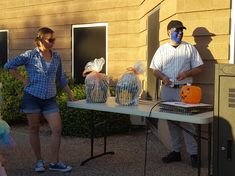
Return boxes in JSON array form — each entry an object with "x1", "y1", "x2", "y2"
[{"x1": 67, "y1": 97, "x2": 213, "y2": 176}]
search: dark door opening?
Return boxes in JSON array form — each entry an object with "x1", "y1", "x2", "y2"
[
  {"x1": 0, "y1": 30, "x2": 8, "y2": 68},
  {"x1": 72, "y1": 24, "x2": 107, "y2": 84},
  {"x1": 147, "y1": 8, "x2": 160, "y2": 100}
]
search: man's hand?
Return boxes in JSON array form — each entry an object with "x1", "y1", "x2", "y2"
[
  {"x1": 176, "y1": 71, "x2": 187, "y2": 81},
  {"x1": 153, "y1": 69, "x2": 172, "y2": 85},
  {"x1": 177, "y1": 66, "x2": 203, "y2": 81},
  {"x1": 162, "y1": 76, "x2": 172, "y2": 86}
]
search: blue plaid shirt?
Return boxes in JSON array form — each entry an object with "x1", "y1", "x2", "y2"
[{"x1": 4, "y1": 47, "x2": 68, "y2": 99}]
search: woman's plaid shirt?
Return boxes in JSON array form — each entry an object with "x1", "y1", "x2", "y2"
[{"x1": 4, "y1": 47, "x2": 68, "y2": 99}]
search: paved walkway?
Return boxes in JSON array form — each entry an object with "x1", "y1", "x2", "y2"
[{"x1": 1, "y1": 125, "x2": 208, "y2": 176}]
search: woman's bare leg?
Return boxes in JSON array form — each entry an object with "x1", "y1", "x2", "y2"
[
  {"x1": 44, "y1": 112, "x2": 62, "y2": 163},
  {"x1": 27, "y1": 113, "x2": 42, "y2": 160}
]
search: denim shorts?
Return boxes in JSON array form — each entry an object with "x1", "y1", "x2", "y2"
[{"x1": 21, "y1": 92, "x2": 59, "y2": 115}]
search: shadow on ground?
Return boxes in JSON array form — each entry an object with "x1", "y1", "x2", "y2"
[{"x1": 1, "y1": 125, "x2": 208, "y2": 176}]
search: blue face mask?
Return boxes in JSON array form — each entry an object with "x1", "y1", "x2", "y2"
[{"x1": 170, "y1": 28, "x2": 183, "y2": 43}]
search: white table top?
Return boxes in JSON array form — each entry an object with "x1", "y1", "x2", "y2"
[{"x1": 67, "y1": 97, "x2": 213, "y2": 125}]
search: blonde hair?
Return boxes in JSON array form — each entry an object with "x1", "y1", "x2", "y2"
[{"x1": 34, "y1": 27, "x2": 54, "y2": 46}]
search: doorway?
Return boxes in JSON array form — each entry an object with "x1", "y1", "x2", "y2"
[
  {"x1": 147, "y1": 7, "x2": 160, "y2": 100},
  {"x1": 72, "y1": 23, "x2": 108, "y2": 84},
  {"x1": 0, "y1": 30, "x2": 8, "y2": 68}
]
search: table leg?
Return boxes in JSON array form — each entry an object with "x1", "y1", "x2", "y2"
[
  {"x1": 208, "y1": 123, "x2": 212, "y2": 176},
  {"x1": 143, "y1": 118, "x2": 150, "y2": 176},
  {"x1": 197, "y1": 124, "x2": 201, "y2": 176},
  {"x1": 169, "y1": 121, "x2": 207, "y2": 176},
  {"x1": 80, "y1": 116, "x2": 115, "y2": 166}
]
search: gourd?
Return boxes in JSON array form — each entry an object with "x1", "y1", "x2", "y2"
[{"x1": 180, "y1": 85, "x2": 202, "y2": 104}]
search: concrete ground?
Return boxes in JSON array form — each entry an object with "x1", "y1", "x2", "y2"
[{"x1": 1, "y1": 125, "x2": 208, "y2": 176}]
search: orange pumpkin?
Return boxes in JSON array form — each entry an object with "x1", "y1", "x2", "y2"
[{"x1": 180, "y1": 85, "x2": 202, "y2": 104}]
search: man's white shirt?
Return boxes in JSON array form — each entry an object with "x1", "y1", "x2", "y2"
[{"x1": 150, "y1": 41, "x2": 203, "y2": 85}]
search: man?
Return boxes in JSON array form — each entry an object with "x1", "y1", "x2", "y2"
[{"x1": 149, "y1": 20, "x2": 203, "y2": 167}]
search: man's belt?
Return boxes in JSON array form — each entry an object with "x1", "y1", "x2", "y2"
[{"x1": 171, "y1": 84, "x2": 186, "y2": 88}]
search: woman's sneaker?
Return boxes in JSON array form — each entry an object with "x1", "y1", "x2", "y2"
[
  {"x1": 35, "y1": 160, "x2": 45, "y2": 172},
  {"x1": 48, "y1": 162, "x2": 72, "y2": 172}
]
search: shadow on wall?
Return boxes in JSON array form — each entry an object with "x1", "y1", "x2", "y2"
[
  {"x1": 192, "y1": 27, "x2": 217, "y2": 104},
  {"x1": 193, "y1": 27, "x2": 215, "y2": 60}
]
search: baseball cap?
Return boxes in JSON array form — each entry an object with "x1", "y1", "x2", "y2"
[{"x1": 167, "y1": 20, "x2": 186, "y2": 30}]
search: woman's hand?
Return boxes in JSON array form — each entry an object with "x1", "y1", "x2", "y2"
[
  {"x1": 63, "y1": 85, "x2": 77, "y2": 101},
  {"x1": 9, "y1": 69, "x2": 28, "y2": 86},
  {"x1": 22, "y1": 79, "x2": 29, "y2": 86},
  {"x1": 68, "y1": 95, "x2": 76, "y2": 101}
]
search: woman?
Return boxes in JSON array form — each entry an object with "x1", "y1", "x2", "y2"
[{"x1": 4, "y1": 27, "x2": 74, "y2": 172}]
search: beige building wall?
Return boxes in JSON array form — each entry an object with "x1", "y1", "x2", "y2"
[
  {"x1": 0, "y1": 0, "x2": 231, "y2": 104},
  {"x1": 0, "y1": 0, "x2": 143, "y2": 77}
]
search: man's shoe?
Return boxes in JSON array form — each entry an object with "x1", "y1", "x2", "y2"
[
  {"x1": 162, "y1": 151, "x2": 181, "y2": 163},
  {"x1": 48, "y1": 162, "x2": 72, "y2": 172},
  {"x1": 190, "y1": 154, "x2": 199, "y2": 168},
  {"x1": 35, "y1": 160, "x2": 45, "y2": 172}
]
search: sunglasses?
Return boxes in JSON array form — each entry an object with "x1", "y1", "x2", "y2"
[
  {"x1": 47, "y1": 38, "x2": 56, "y2": 43},
  {"x1": 40, "y1": 37, "x2": 55, "y2": 43}
]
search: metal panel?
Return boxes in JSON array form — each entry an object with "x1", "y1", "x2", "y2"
[
  {"x1": 214, "y1": 64, "x2": 235, "y2": 176},
  {"x1": 218, "y1": 76, "x2": 235, "y2": 176}
]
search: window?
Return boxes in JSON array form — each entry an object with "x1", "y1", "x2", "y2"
[
  {"x1": 72, "y1": 23, "x2": 108, "y2": 84},
  {"x1": 0, "y1": 30, "x2": 8, "y2": 67}
]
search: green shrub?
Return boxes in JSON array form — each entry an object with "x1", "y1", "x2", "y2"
[
  {"x1": 57, "y1": 85, "x2": 131, "y2": 137},
  {"x1": 0, "y1": 69, "x2": 130, "y2": 137},
  {"x1": 0, "y1": 68, "x2": 26, "y2": 124}
]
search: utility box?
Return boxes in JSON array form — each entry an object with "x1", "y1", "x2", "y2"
[{"x1": 214, "y1": 64, "x2": 235, "y2": 176}]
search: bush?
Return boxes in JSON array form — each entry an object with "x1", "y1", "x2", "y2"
[
  {"x1": 57, "y1": 85, "x2": 131, "y2": 137},
  {"x1": 0, "y1": 69, "x2": 130, "y2": 137},
  {"x1": 0, "y1": 68, "x2": 26, "y2": 124}
]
